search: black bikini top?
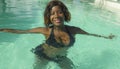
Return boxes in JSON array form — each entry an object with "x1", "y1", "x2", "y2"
[{"x1": 46, "y1": 26, "x2": 75, "y2": 48}]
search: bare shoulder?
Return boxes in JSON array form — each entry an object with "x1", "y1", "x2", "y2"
[
  {"x1": 65, "y1": 25, "x2": 88, "y2": 34},
  {"x1": 65, "y1": 25, "x2": 77, "y2": 34},
  {"x1": 66, "y1": 25, "x2": 77, "y2": 29},
  {"x1": 65, "y1": 25, "x2": 79, "y2": 29}
]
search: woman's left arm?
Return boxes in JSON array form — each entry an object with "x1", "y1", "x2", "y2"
[
  {"x1": 87, "y1": 33, "x2": 115, "y2": 39},
  {"x1": 72, "y1": 27, "x2": 115, "y2": 39}
]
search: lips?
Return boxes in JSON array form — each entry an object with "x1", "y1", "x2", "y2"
[{"x1": 55, "y1": 19, "x2": 61, "y2": 23}]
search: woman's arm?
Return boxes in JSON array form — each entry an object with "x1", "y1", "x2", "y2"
[
  {"x1": 0, "y1": 28, "x2": 28, "y2": 34},
  {"x1": 87, "y1": 33, "x2": 115, "y2": 39},
  {"x1": 72, "y1": 27, "x2": 115, "y2": 39},
  {"x1": 0, "y1": 27, "x2": 48, "y2": 34}
]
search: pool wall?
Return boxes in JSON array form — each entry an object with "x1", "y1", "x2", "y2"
[{"x1": 94, "y1": 0, "x2": 120, "y2": 12}]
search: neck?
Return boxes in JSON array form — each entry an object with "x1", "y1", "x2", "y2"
[{"x1": 53, "y1": 25, "x2": 66, "y2": 31}]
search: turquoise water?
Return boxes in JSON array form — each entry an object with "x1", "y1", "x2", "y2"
[{"x1": 0, "y1": 0, "x2": 120, "y2": 69}]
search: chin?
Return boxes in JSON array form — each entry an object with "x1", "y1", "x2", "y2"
[
  {"x1": 55, "y1": 22, "x2": 64, "y2": 26},
  {"x1": 56, "y1": 24, "x2": 63, "y2": 27}
]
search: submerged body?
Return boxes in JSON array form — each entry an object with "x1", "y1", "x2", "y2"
[
  {"x1": 32, "y1": 25, "x2": 75, "y2": 62},
  {"x1": 31, "y1": 25, "x2": 77, "y2": 69}
]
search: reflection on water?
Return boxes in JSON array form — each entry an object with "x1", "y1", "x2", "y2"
[
  {"x1": 0, "y1": 0, "x2": 38, "y2": 14},
  {"x1": 0, "y1": 0, "x2": 6, "y2": 14},
  {"x1": 0, "y1": 0, "x2": 45, "y2": 43}
]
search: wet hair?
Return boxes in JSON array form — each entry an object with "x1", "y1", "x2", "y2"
[{"x1": 44, "y1": 0, "x2": 71, "y2": 27}]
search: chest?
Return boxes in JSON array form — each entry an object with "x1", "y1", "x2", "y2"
[
  {"x1": 55, "y1": 31, "x2": 70, "y2": 45},
  {"x1": 46, "y1": 30, "x2": 72, "y2": 46}
]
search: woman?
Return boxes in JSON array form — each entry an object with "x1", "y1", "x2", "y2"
[{"x1": 0, "y1": 0, "x2": 115, "y2": 69}]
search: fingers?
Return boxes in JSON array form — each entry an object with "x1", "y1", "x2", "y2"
[
  {"x1": 0, "y1": 29, "x2": 4, "y2": 31},
  {"x1": 108, "y1": 34, "x2": 115, "y2": 39}
]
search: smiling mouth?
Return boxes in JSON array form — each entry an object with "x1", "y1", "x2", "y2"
[{"x1": 55, "y1": 19, "x2": 61, "y2": 23}]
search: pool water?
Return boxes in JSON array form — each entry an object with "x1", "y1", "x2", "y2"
[{"x1": 0, "y1": 0, "x2": 120, "y2": 69}]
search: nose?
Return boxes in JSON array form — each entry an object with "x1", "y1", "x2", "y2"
[{"x1": 54, "y1": 12, "x2": 59, "y2": 17}]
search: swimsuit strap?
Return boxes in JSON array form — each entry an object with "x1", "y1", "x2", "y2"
[
  {"x1": 65, "y1": 26, "x2": 75, "y2": 46},
  {"x1": 48, "y1": 27, "x2": 54, "y2": 40}
]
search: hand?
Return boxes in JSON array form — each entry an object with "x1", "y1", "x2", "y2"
[
  {"x1": 107, "y1": 34, "x2": 115, "y2": 39},
  {"x1": 0, "y1": 29, "x2": 4, "y2": 31}
]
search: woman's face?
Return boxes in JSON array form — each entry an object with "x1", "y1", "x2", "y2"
[{"x1": 50, "y1": 6, "x2": 65, "y2": 26}]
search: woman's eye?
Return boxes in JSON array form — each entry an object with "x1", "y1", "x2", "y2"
[
  {"x1": 50, "y1": 11, "x2": 63, "y2": 15},
  {"x1": 51, "y1": 13, "x2": 54, "y2": 15},
  {"x1": 59, "y1": 11, "x2": 63, "y2": 14}
]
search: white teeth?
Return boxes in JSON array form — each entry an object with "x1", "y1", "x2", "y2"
[{"x1": 55, "y1": 19, "x2": 60, "y2": 23}]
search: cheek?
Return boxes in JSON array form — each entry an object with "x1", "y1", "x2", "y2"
[
  {"x1": 63, "y1": 16, "x2": 65, "y2": 20},
  {"x1": 61, "y1": 14, "x2": 65, "y2": 20},
  {"x1": 62, "y1": 15, "x2": 65, "y2": 21},
  {"x1": 50, "y1": 16, "x2": 53, "y2": 22}
]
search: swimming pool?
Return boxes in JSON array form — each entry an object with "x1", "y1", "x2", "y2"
[{"x1": 0, "y1": 0, "x2": 120, "y2": 69}]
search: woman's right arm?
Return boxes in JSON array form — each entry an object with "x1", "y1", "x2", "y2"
[{"x1": 0, "y1": 27, "x2": 49, "y2": 34}]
